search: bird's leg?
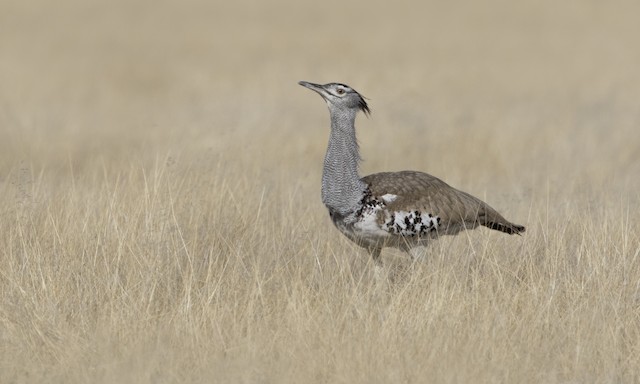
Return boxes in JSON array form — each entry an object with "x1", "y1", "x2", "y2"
[
  {"x1": 369, "y1": 247, "x2": 384, "y2": 281},
  {"x1": 407, "y1": 247, "x2": 427, "y2": 262},
  {"x1": 370, "y1": 247, "x2": 382, "y2": 265}
]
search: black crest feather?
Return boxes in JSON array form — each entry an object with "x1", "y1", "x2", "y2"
[{"x1": 358, "y1": 96, "x2": 370, "y2": 116}]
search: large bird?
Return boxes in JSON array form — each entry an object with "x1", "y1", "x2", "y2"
[{"x1": 299, "y1": 81, "x2": 525, "y2": 268}]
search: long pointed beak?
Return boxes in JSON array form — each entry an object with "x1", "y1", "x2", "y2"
[{"x1": 299, "y1": 81, "x2": 327, "y2": 98}]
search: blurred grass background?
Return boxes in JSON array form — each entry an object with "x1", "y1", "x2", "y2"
[{"x1": 1, "y1": 0, "x2": 639, "y2": 382}]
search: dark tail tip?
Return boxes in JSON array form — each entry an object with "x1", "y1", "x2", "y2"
[{"x1": 485, "y1": 221, "x2": 526, "y2": 235}]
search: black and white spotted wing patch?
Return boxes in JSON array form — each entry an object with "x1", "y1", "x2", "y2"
[{"x1": 381, "y1": 210, "x2": 441, "y2": 237}]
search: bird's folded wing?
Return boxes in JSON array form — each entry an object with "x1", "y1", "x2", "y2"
[{"x1": 362, "y1": 170, "x2": 503, "y2": 228}]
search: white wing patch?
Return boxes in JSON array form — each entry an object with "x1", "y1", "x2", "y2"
[
  {"x1": 380, "y1": 194, "x2": 398, "y2": 203},
  {"x1": 349, "y1": 190, "x2": 441, "y2": 242},
  {"x1": 354, "y1": 208, "x2": 390, "y2": 237}
]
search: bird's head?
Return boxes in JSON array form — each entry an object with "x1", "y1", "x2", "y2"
[{"x1": 298, "y1": 81, "x2": 370, "y2": 116}]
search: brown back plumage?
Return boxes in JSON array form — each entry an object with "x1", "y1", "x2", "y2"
[{"x1": 362, "y1": 171, "x2": 525, "y2": 235}]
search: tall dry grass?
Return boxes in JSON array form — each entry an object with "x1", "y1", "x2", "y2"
[{"x1": 1, "y1": 0, "x2": 639, "y2": 382}]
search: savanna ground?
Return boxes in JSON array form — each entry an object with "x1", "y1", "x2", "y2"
[{"x1": 1, "y1": 0, "x2": 639, "y2": 382}]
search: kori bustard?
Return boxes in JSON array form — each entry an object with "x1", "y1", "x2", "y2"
[{"x1": 299, "y1": 81, "x2": 525, "y2": 267}]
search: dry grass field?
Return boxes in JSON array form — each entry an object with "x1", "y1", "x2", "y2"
[{"x1": 1, "y1": 0, "x2": 640, "y2": 382}]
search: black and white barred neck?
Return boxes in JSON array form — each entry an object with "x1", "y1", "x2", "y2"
[{"x1": 321, "y1": 107, "x2": 368, "y2": 218}]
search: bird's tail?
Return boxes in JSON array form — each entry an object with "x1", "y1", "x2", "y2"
[
  {"x1": 483, "y1": 220, "x2": 526, "y2": 235},
  {"x1": 458, "y1": 190, "x2": 526, "y2": 236}
]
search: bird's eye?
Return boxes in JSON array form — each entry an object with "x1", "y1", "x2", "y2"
[{"x1": 336, "y1": 89, "x2": 345, "y2": 95}]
